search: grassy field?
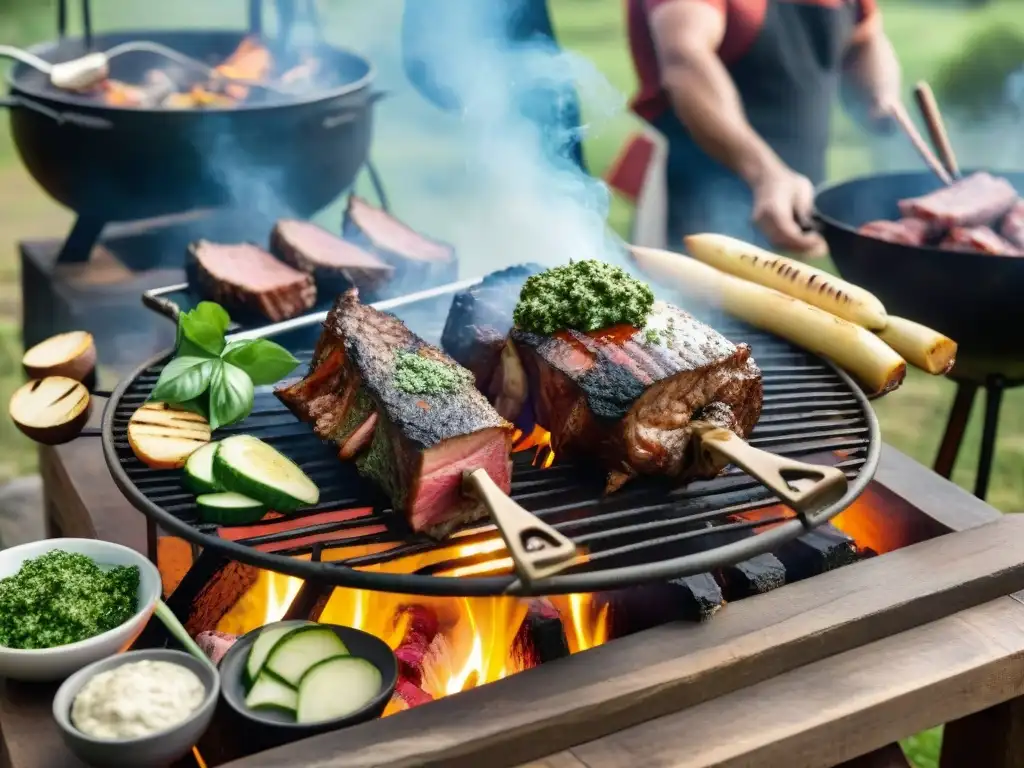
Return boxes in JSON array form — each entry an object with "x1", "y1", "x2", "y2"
[{"x1": 2, "y1": 1, "x2": 1024, "y2": 765}]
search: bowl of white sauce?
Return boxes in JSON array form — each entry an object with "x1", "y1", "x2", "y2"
[{"x1": 52, "y1": 648, "x2": 219, "y2": 768}]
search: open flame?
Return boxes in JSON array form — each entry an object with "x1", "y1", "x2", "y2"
[{"x1": 513, "y1": 425, "x2": 556, "y2": 468}]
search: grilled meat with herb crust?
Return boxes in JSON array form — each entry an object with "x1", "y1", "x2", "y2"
[
  {"x1": 277, "y1": 290, "x2": 513, "y2": 537},
  {"x1": 508, "y1": 301, "x2": 763, "y2": 492}
]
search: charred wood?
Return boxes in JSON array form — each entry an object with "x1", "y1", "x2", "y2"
[
  {"x1": 773, "y1": 523, "x2": 858, "y2": 582},
  {"x1": 513, "y1": 599, "x2": 570, "y2": 668}
]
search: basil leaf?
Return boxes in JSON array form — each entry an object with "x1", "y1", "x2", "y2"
[
  {"x1": 149, "y1": 357, "x2": 214, "y2": 406},
  {"x1": 178, "y1": 302, "x2": 230, "y2": 357},
  {"x1": 222, "y1": 339, "x2": 301, "y2": 385},
  {"x1": 193, "y1": 302, "x2": 231, "y2": 336},
  {"x1": 174, "y1": 393, "x2": 210, "y2": 420},
  {"x1": 207, "y1": 361, "x2": 254, "y2": 430}
]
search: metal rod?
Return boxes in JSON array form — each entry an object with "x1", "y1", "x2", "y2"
[
  {"x1": 225, "y1": 275, "x2": 484, "y2": 342},
  {"x1": 58, "y1": 0, "x2": 67, "y2": 39}
]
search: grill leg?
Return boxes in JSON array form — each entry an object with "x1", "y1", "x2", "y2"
[
  {"x1": 933, "y1": 381, "x2": 978, "y2": 479},
  {"x1": 974, "y1": 376, "x2": 1006, "y2": 500}
]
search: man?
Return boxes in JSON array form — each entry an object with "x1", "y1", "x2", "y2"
[
  {"x1": 627, "y1": 0, "x2": 903, "y2": 255},
  {"x1": 401, "y1": 0, "x2": 586, "y2": 171}
]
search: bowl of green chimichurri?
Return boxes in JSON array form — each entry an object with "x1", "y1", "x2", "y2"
[{"x1": 0, "y1": 538, "x2": 162, "y2": 681}]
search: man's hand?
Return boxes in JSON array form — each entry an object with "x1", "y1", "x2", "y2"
[{"x1": 750, "y1": 165, "x2": 828, "y2": 258}]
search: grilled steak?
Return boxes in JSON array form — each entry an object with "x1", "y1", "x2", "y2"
[
  {"x1": 509, "y1": 302, "x2": 763, "y2": 492},
  {"x1": 187, "y1": 241, "x2": 317, "y2": 322},
  {"x1": 1001, "y1": 200, "x2": 1024, "y2": 250},
  {"x1": 343, "y1": 196, "x2": 458, "y2": 288},
  {"x1": 277, "y1": 290, "x2": 513, "y2": 537},
  {"x1": 270, "y1": 219, "x2": 394, "y2": 296},
  {"x1": 858, "y1": 218, "x2": 931, "y2": 246},
  {"x1": 939, "y1": 226, "x2": 1022, "y2": 256},
  {"x1": 897, "y1": 172, "x2": 1018, "y2": 230},
  {"x1": 441, "y1": 264, "x2": 545, "y2": 411}
]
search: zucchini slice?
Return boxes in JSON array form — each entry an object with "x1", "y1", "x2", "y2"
[
  {"x1": 184, "y1": 441, "x2": 221, "y2": 494},
  {"x1": 213, "y1": 435, "x2": 319, "y2": 512},
  {"x1": 245, "y1": 624, "x2": 303, "y2": 688},
  {"x1": 296, "y1": 656, "x2": 382, "y2": 724},
  {"x1": 195, "y1": 492, "x2": 266, "y2": 525},
  {"x1": 265, "y1": 626, "x2": 348, "y2": 688},
  {"x1": 245, "y1": 669, "x2": 298, "y2": 714},
  {"x1": 128, "y1": 402, "x2": 211, "y2": 469}
]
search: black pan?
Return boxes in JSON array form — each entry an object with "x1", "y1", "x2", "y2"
[
  {"x1": 814, "y1": 170, "x2": 1024, "y2": 364},
  {"x1": 1, "y1": 28, "x2": 381, "y2": 227}
]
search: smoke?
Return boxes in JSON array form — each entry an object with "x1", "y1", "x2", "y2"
[{"x1": 317, "y1": 0, "x2": 628, "y2": 276}]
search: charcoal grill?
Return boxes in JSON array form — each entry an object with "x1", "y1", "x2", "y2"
[{"x1": 101, "y1": 280, "x2": 880, "y2": 596}]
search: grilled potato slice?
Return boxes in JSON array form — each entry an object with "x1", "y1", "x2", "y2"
[
  {"x1": 9, "y1": 377, "x2": 91, "y2": 445},
  {"x1": 128, "y1": 402, "x2": 211, "y2": 469}
]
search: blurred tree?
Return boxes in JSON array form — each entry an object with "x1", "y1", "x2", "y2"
[{"x1": 935, "y1": 26, "x2": 1024, "y2": 121}]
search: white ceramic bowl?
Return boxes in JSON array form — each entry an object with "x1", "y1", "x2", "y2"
[{"x1": 0, "y1": 538, "x2": 162, "y2": 681}]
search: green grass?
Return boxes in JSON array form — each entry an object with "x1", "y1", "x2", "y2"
[{"x1": 2, "y1": 0, "x2": 1024, "y2": 763}]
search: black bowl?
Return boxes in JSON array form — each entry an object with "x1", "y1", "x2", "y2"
[
  {"x1": 219, "y1": 620, "x2": 398, "y2": 748},
  {"x1": 815, "y1": 169, "x2": 1024, "y2": 366}
]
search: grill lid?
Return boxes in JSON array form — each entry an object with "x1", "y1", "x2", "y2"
[{"x1": 101, "y1": 283, "x2": 880, "y2": 597}]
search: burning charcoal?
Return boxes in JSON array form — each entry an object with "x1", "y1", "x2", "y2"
[
  {"x1": 773, "y1": 523, "x2": 858, "y2": 582},
  {"x1": 718, "y1": 552, "x2": 787, "y2": 600},
  {"x1": 394, "y1": 605, "x2": 440, "y2": 687},
  {"x1": 270, "y1": 219, "x2": 394, "y2": 297},
  {"x1": 196, "y1": 630, "x2": 238, "y2": 665},
  {"x1": 605, "y1": 573, "x2": 724, "y2": 636},
  {"x1": 513, "y1": 599, "x2": 570, "y2": 667},
  {"x1": 441, "y1": 264, "x2": 545, "y2": 394},
  {"x1": 343, "y1": 196, "x2": 458, "y2": 290},
  {"x1": 187, "y1": 240, "x2": 317, "y2": 323}
]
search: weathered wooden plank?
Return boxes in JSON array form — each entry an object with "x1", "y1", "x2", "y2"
[
  {"x1": 222, "y1": 514, "x2": 1024, "y2": 768},
  {"x1": 567, "y1": 596, "x2": 1024, "y2": 767},
  {"x1": 941, "y1": 694, "x2": 1024, "y2": 768}
]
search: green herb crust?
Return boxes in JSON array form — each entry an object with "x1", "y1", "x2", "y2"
[
  {"x1": 512, "y1": 260, "x2": 656, "y2": 335},
  {"x1": 393, "y1": 350, "x2": 473, "y2": 395},
  {"x1": 0, "y1": 551, "x2": 139, "y2": 650}
]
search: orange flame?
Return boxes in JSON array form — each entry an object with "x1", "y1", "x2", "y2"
[
  {"x1": 212, "y1": 424, "x2": 600, "y2": 704},
  {"x1": 216, "y1": 536, "x2": 607, "y2": 705},
  {"x1": 514, "y1": 425, "x2": 555, "y2": 468}
]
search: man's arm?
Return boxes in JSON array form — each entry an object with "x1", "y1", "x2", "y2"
[
  {"x1": 648, "y1": 0, "x2": 824, "y2": 254},
  {"x1": 648, "y1": 0, "x2": 778, "y2": 188},
  {"x1": 840, "y1": 3, "x2": 903, "y2": 130}
]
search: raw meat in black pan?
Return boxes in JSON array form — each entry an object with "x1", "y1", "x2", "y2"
[{"x1": 897, "y1": 172, "x2": 1018, "y2": 229}]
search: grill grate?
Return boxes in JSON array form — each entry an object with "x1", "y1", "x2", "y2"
[{"x1": 103, "y1": 304, "x2": 879, "y2": 596}]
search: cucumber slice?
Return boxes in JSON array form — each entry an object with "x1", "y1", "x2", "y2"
[
  {"x1": 213, "y1": 435, "x2": 319, "y2": 512},
  {"x1": 296, "y1": 656, "x2": 383, "y2": 724},
  {"x1": 246, "y1": 624, "x2": 305, "y2": 688},
  {"x1": 265, "y1": 626, "x2": 348, "y2": 687},
  {"x1": 184, "y1": 441, "x2": 221, "y2": 494},
  {"x1": 245, "y1": 669, "x2": 298, "y2": 713},
  {"x1": 196, "y1": 492, "x2": 266, "y2": 525}
]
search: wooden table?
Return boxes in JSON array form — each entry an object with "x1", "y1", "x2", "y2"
[{"x1": 4, "y1": 441, "x2": 1024, "y2": 768}]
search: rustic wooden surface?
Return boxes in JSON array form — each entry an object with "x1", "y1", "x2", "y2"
[
  {"x1": 3, "y1": 442, "x2": 1020, "y2": 768},
  {"x1": 0, "y1": 443, "x2": 144, "y2": 768},
  {"x1": 535, "y1": 595, "x2": 1024, "y2": 768},
  {"x1": 225, "y1": 512, "x2": 1024, "y2": 768}
]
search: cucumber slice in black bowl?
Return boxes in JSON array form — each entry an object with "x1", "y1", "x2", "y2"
[{"x1": 218, "y1": 620, "x2": 398, "y2": 750}]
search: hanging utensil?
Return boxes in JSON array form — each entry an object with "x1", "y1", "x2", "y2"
[
  {"x1": 0, "y1": 41, "x2": 289, "y2": 94},
  {"x1": 462, "y1": 468, "x2": 579, "y2": 586},
  {"x1": 690, "y1": 422, "x2": 848, "y2": 523}
]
